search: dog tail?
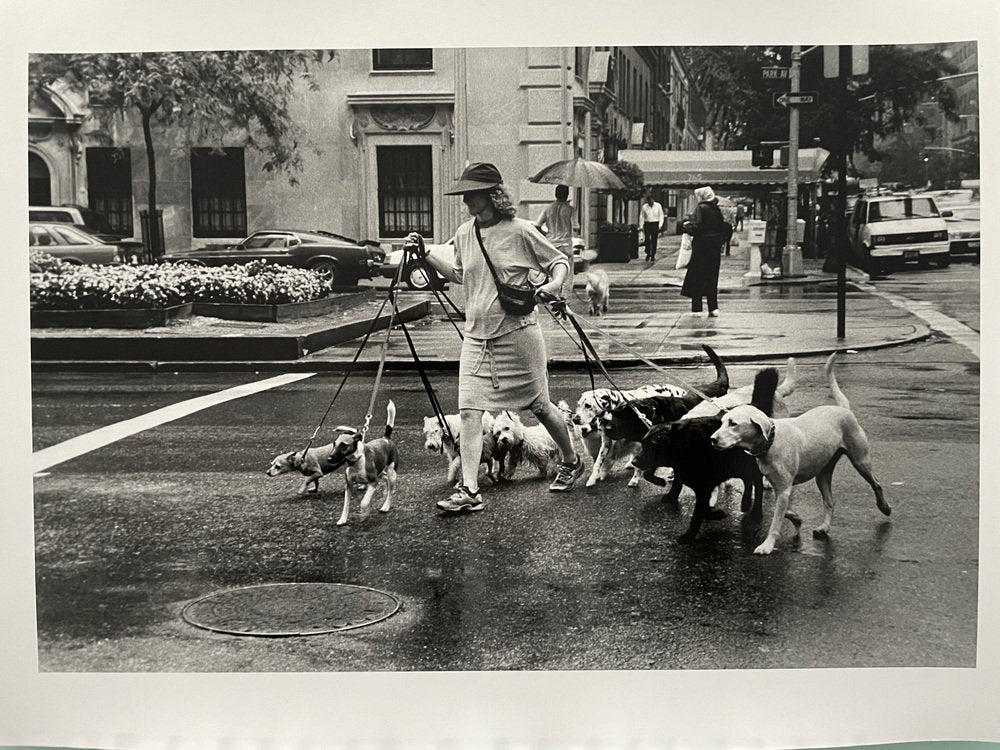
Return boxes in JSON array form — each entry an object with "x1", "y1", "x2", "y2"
[
  {"x1": 384, "y1": 400, "x2": 396, "y2": 438},
  {"x1": 750, "y1": 367, "x2": 780, "y2": 417},
  {"x1": 825, "y1": 353, "x2": 850, "y2": 410},
  {"x1": 776, "y1": 357, "x2": 797, "y2": 398},
  {"x1": 701, "y1": 344, "x2": 729, "y2": 395}
]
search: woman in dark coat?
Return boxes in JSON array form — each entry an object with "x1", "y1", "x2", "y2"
[{"x1": 681, "y1": 186, "x2": 730, "y2": 317}]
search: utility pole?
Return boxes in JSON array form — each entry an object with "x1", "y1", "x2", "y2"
[{"x1": 783, "y1": 45, "x2": 803, "y2": 276}]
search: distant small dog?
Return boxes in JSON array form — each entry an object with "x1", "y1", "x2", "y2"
[
  {"x1": 492, "y1": 410, "x2": 559, "y2": 478},
  {"x1": 585, "y1": 268, "x2": 610, "y2": 316},
  {"x1": 711, "y1": 355, "x2": 891, "y2": 554},
  {"x1": 423, "y1": 411, "x2": 500, "y2": 486},
  {"x1": 267, "y1": 401, "x2": 398, "y2": 527}
]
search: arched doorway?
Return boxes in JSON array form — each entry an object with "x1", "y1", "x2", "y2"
[{"x1": 29, "y1": 152, "x2": 52, "y2": 206}]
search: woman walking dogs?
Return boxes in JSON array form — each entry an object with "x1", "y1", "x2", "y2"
[
  {"x1": 681, "y1": 185, "x2": 731, "y2": 318},
  {"x1": 407, "y1": 162, "x2": 585, "y2": 513}
]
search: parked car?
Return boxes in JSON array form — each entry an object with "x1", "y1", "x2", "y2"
[
  {"x1": 944, "y1": 204, "x2": 980, "y2": 262},
  {"x1": 29, "y1": 222, "x2": 125, "y2": 265},
  {"x1": 160, "y1": 230, "x2": 385, "y2": 286},
  {"x1": 847, "y1": 194, "x2": 951, "y2": 274},
  {"x1": 29, "y1": 205, "x2": 144, "y2": 256},
  {"x1": 380, "y1": 235, "x2": 587, "y2": 291}
]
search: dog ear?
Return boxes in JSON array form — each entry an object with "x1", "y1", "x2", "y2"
[{"x1": 288, "y1": 451, "x2": 303, "y2": 468}]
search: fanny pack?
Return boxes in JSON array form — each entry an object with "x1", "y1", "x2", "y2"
[{"x1": 475, "y1": 221, "x2": 537, "y2": 316}]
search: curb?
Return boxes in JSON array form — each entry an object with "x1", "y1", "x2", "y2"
[{"x1": 30, "y1": 328, "x2": 934, "y2": 374}]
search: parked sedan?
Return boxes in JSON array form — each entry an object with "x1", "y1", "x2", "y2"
[
  {"x1": 381, "y1": 236, "x2": 587, "y2": 290},
  {"x1": 29, "y1": 222, "x2": 124, "y2": 265},
  {"x1": 160, "y1": 230, "x2": 385, "y2": 286},
  {"x1": 944, "y1": 204, "x2": 980, "y2": 262}
]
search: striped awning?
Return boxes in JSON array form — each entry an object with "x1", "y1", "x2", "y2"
[{"x1": 619, "y1": 148, "x2": 830, "y2": 188}]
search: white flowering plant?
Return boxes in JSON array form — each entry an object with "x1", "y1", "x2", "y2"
[{"x1": 30, "y1": 260, "x2": 335, "y2": 310}]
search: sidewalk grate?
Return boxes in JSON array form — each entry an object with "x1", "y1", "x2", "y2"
[{"x1": 181, "y1": 582, "x2": 401, "y2": 637}]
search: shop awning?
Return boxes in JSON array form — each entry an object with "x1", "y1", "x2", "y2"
[{"x1": 619, "y1": 148, "x2": 830, "y2": 188}]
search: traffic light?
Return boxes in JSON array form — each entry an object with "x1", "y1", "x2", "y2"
[{"x1": 751, "y1": 144, "x2": 773, "y2": 168}]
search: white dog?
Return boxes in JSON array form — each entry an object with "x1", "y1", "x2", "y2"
[
  {"x1": 491, "y1": 411, "x2": 560, "y2": 478},
  {"x1": 710, "y1": 355, "x2": 891, "y2": 555},
  {"x1": 585, "y1": 268, "x2": 610, "y2": 316},
  {"x1": 422, "y1": 411, "x2": 499, "y2": 486}
]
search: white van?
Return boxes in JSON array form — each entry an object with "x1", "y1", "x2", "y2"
[{"x1": 848, "y1": 194, "x2": 951, "y2": 274}]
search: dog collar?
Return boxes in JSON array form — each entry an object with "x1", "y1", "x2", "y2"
[
  {"x1": 745, "y1": 418, "x2": 776, "y2": 457},
  {"x1": 327, "y1": 452, "x2": 360, "y2": 470}
]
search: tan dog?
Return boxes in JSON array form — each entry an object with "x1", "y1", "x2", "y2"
[
  {"x1": 267, "y1": 401, "x2": 398, "y2": 527},
  {"x1": 710, "y1": 355, "x2": 891, "y2": 554},
  {"x1": 585, "y1": 268, "x2": 610, "y2": 316}
]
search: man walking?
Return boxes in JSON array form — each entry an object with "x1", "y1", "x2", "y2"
[{"x1": 640, "y1": 193, "x2": 665, "y2": 261}]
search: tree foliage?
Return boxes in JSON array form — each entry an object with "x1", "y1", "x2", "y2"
[
  {"x1": 28, "y1": 50, "x2": 333, "y2": 224},
  {"x1": 608, "y1": 160, "x2": 646, "y2": 201},
  {"x1": 682, "y1": 45, "x2": 961, "y2": 165}
]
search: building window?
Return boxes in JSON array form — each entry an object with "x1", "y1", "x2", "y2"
[
  {"x1": 575, "y1": 47, "x2": 588, "y2": 79},
  {"x1": 86, "y1": 147, "x2": 133, "y2": 235},
  {"x1": 372, "y1": 49, "x2": 433, "y2": 71},
  {"x1": 376, "y1": 145, "x2": 433, "y2": 238},
  {"x1": 29, "y1": 152, "x2": 51, "y2": 206},
  {"x1": 190, "y1": 147, "x2": 247, "y2": 238}
]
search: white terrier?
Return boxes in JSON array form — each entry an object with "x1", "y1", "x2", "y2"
[
  {"x1": 491, "y1": 410, "x2": 560, "y2": 479},
  {"x1": 422, "y1": 411, "x2": 500, "y2": 486},
  {"x1": 585, "y1": 268, "x2": 610, "y2": 316}
]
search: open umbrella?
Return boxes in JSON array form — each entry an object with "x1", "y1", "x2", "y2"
[{"x1": 529, "y1": 158, "x2": 625, "y2": 190}]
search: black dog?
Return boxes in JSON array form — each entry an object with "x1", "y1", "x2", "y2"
[
  {"x1": 633, "y1": 416, "x2": 765, "y2": 544},
  {"x1": 603, "y1": 344, "x2": 730, "y2": 444}
]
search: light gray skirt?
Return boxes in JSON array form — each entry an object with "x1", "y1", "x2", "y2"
[{"x1": 458, "y1": 323, "x2": 549, "y2": 412}]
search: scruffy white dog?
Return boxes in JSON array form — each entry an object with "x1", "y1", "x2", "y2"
[
  {"x1": 585, "y1": 268, "x2": 610, "y2": 316},
  {"x1": 491, "y1": 410, "x2": 560, "y2": 479},
  {"x1": 422, "y1": 412, "x2": 500, "y2": 486}
]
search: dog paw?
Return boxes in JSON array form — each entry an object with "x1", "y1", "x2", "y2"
[
  {"x1": 627, "y1": 478, "x2": 640, "y2": 488},
  {"x1": 812, "y1": 527, "x2": 829, "y2": 539},
  {"x1": 585, "y1": 477, "x2": 598, "y2": 487},
  {"x1": 752, "y1": 543, "x2": 775, "y2": 555}
]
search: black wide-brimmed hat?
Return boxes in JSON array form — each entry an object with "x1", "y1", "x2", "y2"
[{"x1": 444, "y1": 162, "x2": 503, "y2": 194}]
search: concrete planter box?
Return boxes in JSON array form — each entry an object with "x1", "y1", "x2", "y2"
[
  {"x1": 30, "y1": 303, "x2": 194, "y2": 329},
  {"x1": 192, "y1": 290, "x2": 372, "y2": 322}
]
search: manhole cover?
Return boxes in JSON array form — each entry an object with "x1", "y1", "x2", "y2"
[{"x1": 181, "y1": 582, "x2": 400, "y2": 637}]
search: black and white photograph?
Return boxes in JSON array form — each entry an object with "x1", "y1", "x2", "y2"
[{"x1": 3, "y1": 0, "x2": 998, "y2": 748}]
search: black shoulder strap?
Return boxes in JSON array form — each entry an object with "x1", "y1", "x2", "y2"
[{"x1": 474, "y1": 220, "x2": 505, "y2": 289}]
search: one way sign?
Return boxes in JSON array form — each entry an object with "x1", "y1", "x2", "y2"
[{"x1": 772, "y1": 91, "x2": 820, "y2": 109}]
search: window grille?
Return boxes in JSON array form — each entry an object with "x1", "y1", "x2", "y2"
[
  {"x1": 373, "y1": 49, "x2": 433, "y2": 70},
  {"x1": 86, "y1": 147, "x2": 133, "y2": 235},
  {"x1": 377, "y1": 146, "x2": 433, "y2": 238},
  {"x1": 190, "y1": 147, "x2": 247, "y2": 238}
]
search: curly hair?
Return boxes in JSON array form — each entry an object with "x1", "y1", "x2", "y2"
[{"x1": 488, "y1": 184, "x2": 518, "y2": 219}]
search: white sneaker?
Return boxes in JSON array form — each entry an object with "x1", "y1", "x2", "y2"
[
  {"x1": 688, "y1": 311, "x2": 705, "y2": 318},
  {"x1": 709, "y1": 309, "x2": 720, "y2": 317}
]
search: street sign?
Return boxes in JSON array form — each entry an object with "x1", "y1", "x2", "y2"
[
  {"x1": 762, "y1": 66, "x2": 791, "y2": 81},
  {"x1": 772, "y1": 91, "x2": 820, "y2": 109}
]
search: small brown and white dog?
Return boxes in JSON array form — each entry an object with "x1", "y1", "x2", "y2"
[
  {"x1": 585, "y1": 268, "x2": 610, "y2": 316},
  {"x1": 267, "y1": 401, "x2": 398, "y2": 527},
  {"x1": 423, "y1": 411, "x2": 501, "y2": 486},
  {"x1": 491, "y1": 410, "x2": 559, "y2": 478},
  {"x1": 710, "y1": 355, "x2": 891, "y2": 554}
]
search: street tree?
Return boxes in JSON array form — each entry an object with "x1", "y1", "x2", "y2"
[
  {"x1": 683, "y1": 45, "x2": 960, "y2": 167},
  {"x1": 28, "y1": 50, "x2": 333, "y2": 250},
  {"x1": 607, "y1": 160, "x2": 645, "y2": 224}
]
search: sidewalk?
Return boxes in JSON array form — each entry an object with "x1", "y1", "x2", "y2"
[{"x1": 30, "y1": 231, "x2": 932, "y2": 372}]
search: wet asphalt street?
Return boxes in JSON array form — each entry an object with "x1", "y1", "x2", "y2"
[{"x1": 30, "y1": 332, "x2": 978, "y2": 671}]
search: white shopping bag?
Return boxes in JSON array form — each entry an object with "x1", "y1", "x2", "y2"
[{"x1": 675, "y1": 232, "x2": 692, "y2": 269}]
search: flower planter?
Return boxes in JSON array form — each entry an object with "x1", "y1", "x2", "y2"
[
  {"x1": 192, "y1": 290, "x2": 372, "y2": 322},
  {"x1": 30, "y1": 303, "x2": 194, "y2": 329}
]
